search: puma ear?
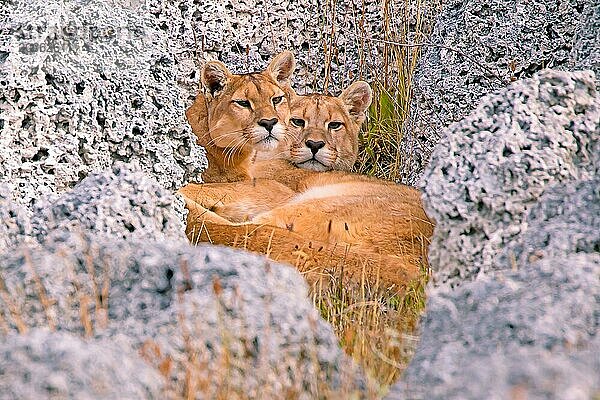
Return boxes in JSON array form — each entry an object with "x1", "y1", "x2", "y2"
[
  {"x1": 201, "y1": 61, "x2": 231, "y2": 97},
  {"x1": 339, "y1": 81, "x2": 372, "y2": 123},
  {"x1": 267, "y1": 51, "x2": 296, "y2": 86}
]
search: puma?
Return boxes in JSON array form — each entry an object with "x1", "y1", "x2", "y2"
[
  {"x1": 180, "y1": 78, "x2": 433, "y2": 288},
  {"x1": 185, "y1": 51, "x2": 296, "y2": 183}
]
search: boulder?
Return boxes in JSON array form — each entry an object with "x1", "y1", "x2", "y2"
[
  {"x1": 387, "y1": 254, "x2": 600, "y2": 400},
  {"x1": 400, "y1": 0, "x2": 599, "y2": 184},
  {"x1": 30, "y1": 163, "x2": 187, "y2": 243},
  {"x1": 0, "y1": 235, "x2": 365, "y2": 398},
  {"x1": 0, "y1": 0, "x2": 206, "y2": 209},
  {"x1": 421, "y1": 69, "x2": 599, "y2": 286},
  {"x1": 0, "y1": 329, "x2": 164, "y2": 400}
]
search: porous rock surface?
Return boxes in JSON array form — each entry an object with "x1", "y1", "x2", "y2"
[
  {"x1": 0, "y1": 329, "x2": 164, "y2": 400},
  {"x1": 401, "y1": 0, "x2": 599, "y2": 184},
  {"x1": 30, "y1": 163, "x2": 187, "y2": 243},
  {"x1": 386, "y1": 70, "x2": 600, "y2": 399},
  {"x1": 389, "y1": 254, "x2": 600, "y2": 400},
  {"x1": 501, "y1": 177, "x2": 600, "y2": 267},
  {"x1": 146, "y1": 0, "x2": 402, "y2": 99},
  {"x1": 0, "y1": 234, "x2": 364, "y2": 398},
  {"x1": 421, "y1": 69, "x2": 599, "y2": 286},
  {"x1": 0, "y1": 0, "x2": 206, "y2": 209}
]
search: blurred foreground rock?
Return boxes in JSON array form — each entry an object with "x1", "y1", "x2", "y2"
[
  {"x1": 0, "y1": 163, "x2": 365, "y2": 399},
  {"x1": 0, "y1": 235, "x2": 365, "y2": 398},
  {"x1": 387, "y1": 70, "x2": 600, "y2": 399},
  {"x1": 0, "y1": 329, "x2": 164, "y2": 400}
]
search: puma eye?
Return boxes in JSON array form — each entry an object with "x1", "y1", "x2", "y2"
[
  {"x1": 290, "y1": 118, "x2": 305, "y2": 128},
  {"x1": 233, "y1": 99, "x2": 251, "y2": 108},
  {"x1": 328, "y1": 121, "x2": 343, "y2": 130},
  {"x1": 272, "y1": 96, "x2": 284, "y2": 105}
]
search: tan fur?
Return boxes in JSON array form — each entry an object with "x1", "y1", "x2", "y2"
[
  {"x1": 180, "y1": 83, "x2": 434, "y2": 288},
  {"x1": 181, "y1": 84, "x2": 376, "y2": 221},
  {"x1": 184, "y1": 188, "x2": 432, "y2": 287},
  {"x1": 186, "y1": 51, "x2": 296, "y2": 182}
]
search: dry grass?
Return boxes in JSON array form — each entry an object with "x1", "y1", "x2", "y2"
[
  {"x1": 307, "y1": 0, "x2": 440, "y2": 394},
  {"x1": 311, "y1": 259, "x2": 430, "y2": 394},
  {"x1": 353, "y1": 0, "x2": 441, "y2": 181}
]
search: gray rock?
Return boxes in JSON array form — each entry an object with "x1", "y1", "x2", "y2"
[
  {"x1": 570, "y1": 1, "x2": 600, "y2": 79},
  {"x1": 0, "y1": 0, "x2": 206, "y2": 209},
  {"x1": 501, "y1": 177, "x2": 600, "y2": 267},
  {"x1": 387, "y1": 254, "x2": 600, "y2": 400},
  {"x1": 0, "y1": 235, "x2": 365, "y2": 398},
  {"x1": 147, "y1": 0, "x2": 389, "y2": 99},
  {"x1": 30, "y1": 163, "x2": 187, "y2": 243},
  {"x1": 400, "y1": 0, "x2": 598, "y2": 185},
  {"x1": 0, "y1": 185, "x2": 32, "y2": 250},
  {"x1": 0, "y1": 329, "x2": 164, "y2": 400},
  {"x1": 420, "y1": 69, "x2": 599, "y2": 286}
]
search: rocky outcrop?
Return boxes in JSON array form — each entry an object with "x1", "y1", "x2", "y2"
[
  {"x1": 0, "y1": 330, "x2": 164, "y2": 400},
  {"x1": 0, "y1": 0, "x2": 206, "y2": 208},
  {"x1": 421, "y1": 69, "x2": 599, "y2": 286},
  {"x1": 390, "y1": 254, "x2": 600, "y2": 400},
  {"x1": 387, "y1": 70, "x2": 600, "y2": 399},
  {"x1": 30, "y1": 163, "x2": 187, "y2": 243},
  {"x1": 0, "y1": 233, "x2": 365, "y2": 398},
  {"x1": 400, "y1": 0, "x2": 599, "y2": 185}
]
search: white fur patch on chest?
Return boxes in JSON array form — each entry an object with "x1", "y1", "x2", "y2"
[{"x1": 289, "y1": 183, "x2": 355, "y2": 204}]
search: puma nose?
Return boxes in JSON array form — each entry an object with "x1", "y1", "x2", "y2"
[
  {"x1": 258, "y1": 118, "x2": 278, "y2": 132},
  {"x1": 305, "y1": 140, "x2": 325, "y2": 155}
]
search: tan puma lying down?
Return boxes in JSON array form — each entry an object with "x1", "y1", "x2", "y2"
[
  {"x1": 184, "y1": 183, "x2": 432, "y2": 287},
  {"x1": 179, "y1": 55, "x2": 433, "y2": 288}
]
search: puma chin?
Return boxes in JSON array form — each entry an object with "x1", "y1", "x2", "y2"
[{"x1": 252, "y1": 124, "x2": 286, "y2": 152}]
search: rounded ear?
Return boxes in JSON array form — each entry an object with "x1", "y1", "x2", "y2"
[
  {"x1": 339, "y1": 81, "x2": 373, "y2": 123},
  {"x1": 267, "y1": 51, "x2": 296, "y2": 86},
  {"x1": 201, "y1": 61, "x2": 232, "y2": 97}
]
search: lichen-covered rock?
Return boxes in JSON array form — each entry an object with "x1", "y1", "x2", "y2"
[
  {"x1": 400, "y1": 0, "x2": 598, "y2": 184},
  {"x1": 0, "y1": 235, "x2": 366, "y2": 398},
  {"x1": 0, "y1": 185, "x2": 32, "y2": 250},
  {"x1": 421, "y1": 70, "x2": 599, "y2": 286},
  {"x1": 387, "y1": 254, "x2": 600, "y2": 400},
  {"x1": 31, "y1": 163, "x2": 187, "y2": 243},
  {"x1": 501, "y1": 177, "x2": 600, "y2": 267},
  {"x1": 0, "y1": 329, "x2": 164, "y2": 400},
  {"x1": 0, "y1": 0, "x2": 206, "y2": 208}
]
